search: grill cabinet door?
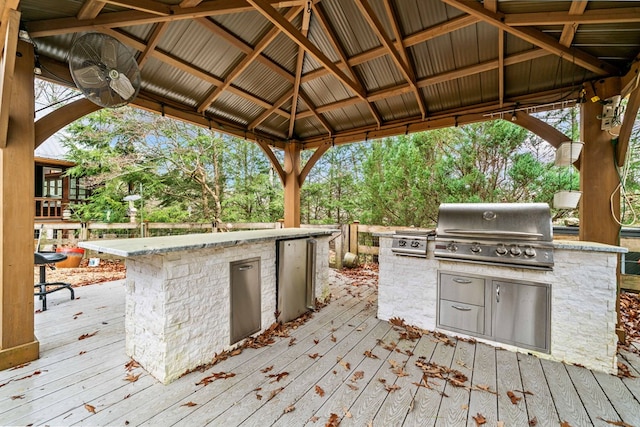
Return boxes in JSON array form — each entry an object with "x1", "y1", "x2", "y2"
[{"x1": 492, "y1": 280, "x2": 549, "y2": 352}]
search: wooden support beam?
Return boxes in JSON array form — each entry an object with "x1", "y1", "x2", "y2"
[
  {"x1": 299, "y1": 141, "x2": 331, "y2": 186},
  {"x1": 255, "y1": 139, "x2": 285, "y2": 184},
  {"x1": 504, "y1": 7, "x2": 640, "y2": 26},
  {"x1": 35, "y1": 98, "x2": 101, "y2": 149},
  {"x1": 283, "y1": 142, "x2": 301, "y2": 228},
  {"x1": 299, "y1": 92, "x2": 333, "y2": 136},
  {"x1": 616, "y1": 87, "x2": 640, "y2": 167},
  {"x1": 137, "y1": 22, "x2": 169, "y2": 69},
  {"x1": 511, "y1": 111, "x2": 570, "y2": 149},
  {"x1": 247, "y1": 0, "x2": 367, "y2": 101},
  {"x1": 579, "y1": 78, "x2": 621, "y2": 246},
  {"x1": 559, "y1": 1, "x2": 588, "y2": 47},
  {"x1": 0, "y1": 8, "x2": 19, "y2": 149},
  {"x1": 0, "y1": 40, "x2": 39, "y2": 370},
  {"x1": 101, "y1": 0, "x2": 171, "y2": 16},
  {"x1": 288, "y1": 6, "x2": 310, "y2": 138},
  {"x1": 441, "y1": 0, "x2": 618, "y2": 76},
  {"x1": 77, "y1": 0, "x2": 106, "y2": 20},
  {"x1": 248, "y1": 89, "x2": 292, "y2": 130}
]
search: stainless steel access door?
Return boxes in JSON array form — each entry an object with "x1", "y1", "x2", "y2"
[
  {"x1": 277, "y1": 239, "x2": 316, "y2": 323},
  {"x1": 492, "y1": 280, "x2": 550, "y2": 352},
  {"x1": 230, "y1": 258, "x2": 261, "y2": 345}
]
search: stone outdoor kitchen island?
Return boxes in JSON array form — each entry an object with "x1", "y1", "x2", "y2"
[{"x1": 80, "y1": 228, "x2": 333, "y2": 384}]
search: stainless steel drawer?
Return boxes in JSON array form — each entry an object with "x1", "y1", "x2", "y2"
[
  {"x1": 439, "y1": 299, "x2": 485, "y2": 335},
  {"x1": 439, "y1": 273, "x2": 485, "y2": 306}
]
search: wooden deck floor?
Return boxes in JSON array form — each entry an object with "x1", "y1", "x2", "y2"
[{"x1": 2, "y1": 274, "x2": 640, "y2": 426}]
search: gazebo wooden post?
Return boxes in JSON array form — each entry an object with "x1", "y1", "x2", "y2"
[
  {"x1": 283, "y1": 141, "x2": 301, "y2": 228},
  {"x1": 579, "y1": 78, "x2": 621, "y2": 245},
  {"x1": 0, "y1": 40, "x2": 39, "y2": 370}
]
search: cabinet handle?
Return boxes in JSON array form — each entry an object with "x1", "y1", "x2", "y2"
[
  {"x1": 451, "y1": 305, "x2": 472, "y2": 311},
  {"x1": 238, "y1": 265, "x2": 253, "y2": 271},
  {"x1": 496, "y1": 284, "x2": 500, "y2": 303},
  {"x1": 453, "y1": 278, "x2": 472, "y2": 284}
]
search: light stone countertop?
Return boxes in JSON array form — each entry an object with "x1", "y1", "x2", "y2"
[{"x1": 79, "y1": 228, "x2": 336, "y2": 257}]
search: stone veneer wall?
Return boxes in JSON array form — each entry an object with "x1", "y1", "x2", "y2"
[
  {"x1": 125, "y1": 236, "x2": 330, "y2": 384},
  {"x1": 378, "y1": 238, "x2": 619, "y2": 374}
]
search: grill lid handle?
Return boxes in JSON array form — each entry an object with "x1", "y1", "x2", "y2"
[{"x1": 441, "y1": 229, "x2": 544, "y2": 239}]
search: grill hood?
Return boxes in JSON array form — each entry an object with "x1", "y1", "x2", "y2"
[{"x1": 436, "y1": 203, "x2": 553, "y2": 243}]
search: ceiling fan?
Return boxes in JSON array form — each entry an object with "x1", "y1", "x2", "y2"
[{"x1": 68, "y1": 33, "x2": 141, "y2": 108}]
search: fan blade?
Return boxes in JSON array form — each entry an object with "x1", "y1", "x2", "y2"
[
  {"x1": 101, "y1": 37, "x2": 119, "y2": 69},
  {"x1": 109, "y1": 73, "x2": 136, "y2": 100},
  {"x1": 74, "y1": 65, "x2": 106, "y2": 88}
]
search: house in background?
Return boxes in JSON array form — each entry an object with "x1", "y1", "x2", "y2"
[{"x1": 34, "y1": 139, "x2": 87, "y2": 221}]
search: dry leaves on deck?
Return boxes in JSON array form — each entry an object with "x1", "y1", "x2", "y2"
[
  {"x1": 325, "y1": 413, "x2": 340, "y2": 427},
  {"x1": 472, "y1": 413, "x2": 487, "y2": 426},
  {"x1": 315, "y1": 385, "x2": 326, "y2": 397},
  {"x1": 363, "y1": 350, "x2": 379, "y2": 359},
  {"x1": 124, "y1": 373, "x2": 140, "y2": 383},
  {"x1": 620, "y1": 292, "x2": 640, "y2": 352},
  {"x1": 507, "y1": 390, "x2": 522, "y2": 404},
  {"x1": 283, "y1": 405, "x2": 295, "y2": 414},
  {"x1": 267, "y1": 372, "x2": 289, "y2": 383},
  {"x1": 84, "y1": 403, "x2": 96, "y2": 414},
  {"x1": 415, "y1": 358, "x2": 468, "y2": 388},
  {"x1": 195, "y1": 371, "x2": 236, "y2": 386},
  {"x1": 598, "y1": 418, "x2": 635, "y2": 427},
  {"x1": 389, "y1": 317, "x2": 425, "y2": 340},
  {"x1": 78, "y1": 331, "x2": 98, "y2": 340},
  {"x1": 181, "y1": 402, "x2": 197, "y2": 407}
]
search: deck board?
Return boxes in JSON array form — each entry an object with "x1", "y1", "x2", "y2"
[
  {"x1": 2, "y1": 274, "x2": 640, "y2": 426},
  {"x1": 517, "y1": 352, "x2": 558, "y2": 426}
]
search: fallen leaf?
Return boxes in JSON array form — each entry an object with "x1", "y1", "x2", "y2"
[
  {"x1": 560, "y1": 422, "x2": 572, "y2": 427},
  {"x1": 283, "y1": 405, "x2": 295, "y2": 414},
  {"x1": 125, "y1": 360, "x2": 140, "y2": 371},
  {"x1": 330, "y1": 334, "x2": 337, "y2": 342},
  {"x1": 267, "y1": 387, "x2": 284, "y2": 401},
  {"x1": 230, "y1": 348, "x2": 242, "y2": 356},
  {"x1": 347, "y1": 383, "x2": 359, "y2": 391},
  {"x1": 73, "y1": 312, "x2": 83, "y2": 319},
  {"x1": 288, "y1": 338, "x2": 296, "y2": 346},
  {"x1": 181, "y1": 402, "x2": 197, "y2": 407},
  {"x1": 326, "y1": 413, "x2": 340, "y2": 427},
  {"x1": 472, "y1": 413, "x2": 486, "y2": 426},
  {"x1": 124, "y1": 373, "x2": 140, "y2": 382},
  {"x1": 256, "y1": 394, "x2": 262, "y2": 400},
  {"x1": 78, "y1": 331, "x2": 98, "y2": 340},
  {"x1": 314, "y1": 339, "x2": 320, "y2": 344},
  {"x1": 308, "y1": 353, "x2": 320, "y2": 359},
  {"x1": 456, "y1": 359, "x2": 470, "y2": 369},
  {"x1": 514, "y1": 389, "x2": 534, "y2": 396},
  {"x1": 79, "y1": 351, "x2": 87, "y2": 355},
  {"x1": 343, "y1": 407, "x2": 352, "y2": 418},
  {"x1": 529, "y1": 417, "x2": 538, "y2": 426},
  {"x1": 597, "y1": 418, "x2": 634, "y2": 427},
  {"x1": 475, "y1": 384, "x2": 496, "y2": 394},
  {"x1": 507, "y1": 390, "x2": 521, "y2": 404},
  {"x1": 196, "y1": 371, "x2": 236, "y2": 386},
  {"x1": 10, "y1": 395, "x2": 24, "y2": 400},
  {"x1": 385, "y1": 384, "x2": 401, "y2": 392},
  {"x1": 315, "y1": 385, "x2": 325, "y2": 397},
  {"x1": 336, "y1": 357, "x2": 350, "y2": 370},
  {"x1": 310, "y1": 416, "x2": 319, "y2": 423},
  {"x1": 363, "y1": 350, "x2": 379, "y2": 359},
  {"x1": 351, "y1": 371, "x2": 364, "y2": 382},
  {"x1": 261, "y1": 365, "x2": 274, "y2": 373},
  {"x1": 461, "y1": 404, "x2": 468, "y2": 410},
  {"x1": 267, "y1": 372, "x2": 289, "y2": 383},
  {"x1": 124, "y1": 394, "x2": 131, "y2": 399},
  {"x1": 84, "y1": 404, "x2": 96, "y2": 414}
]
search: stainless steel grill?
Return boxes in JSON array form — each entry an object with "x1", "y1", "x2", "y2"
[{"x1": 434, "y1": 203, "x2": 554, "y2": 270}]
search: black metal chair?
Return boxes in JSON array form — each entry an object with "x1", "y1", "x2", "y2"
[{"x1": 34, "y1": 252, "x2": 74, "y2": 311}]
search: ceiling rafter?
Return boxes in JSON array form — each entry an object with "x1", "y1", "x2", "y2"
[
  {"x1": 559, "y1": 1, "x2": 588, "y2": 47},
  {"x1": 100, "y1": 0, "x2": 171, "y2": 16},
  {"x1": 483, "y1": 0, "x2": 503, "y2": 107},
  {"x1": 196, "y1": 7, "x2": 303, "y2": 114},
  {"x1": 355, "y1": 0, "x2": 426, "y2": 119},
  {"x1": 296, "y1": 48, "x2": 550, "y2": 119},
  {"x1": 504, "y1": 7, "x2": 640, "y2": 26},
  {"x1": 137, "y1": 22, "x2": 169, "y2": 69},
  {"x1": 249, "y1": 90, "x2": 292, "y2": 130},
  {"x1": 179, "y1": 0, "x2": 203, "y2": 7},
  {"x1": 288, "y1": 7, "x2": 311, "y2": 139},
  {"x1": 299, "y1": 92, "x2": 333, "y2": 136},
  {"x1": 247, "y1": 0, "x2": 367, "y2": 101},
  {"x1": 27, "y1": 0, "x2": 291, "y2": 37},
  {"x1": 382, "y1": 0, "x2": 409, "y2": 71},
  {"x1": 441, "y1": 0, "x2": 618, "y2": 76},
  {"x1": 300, "y1": 14, "x2": 478, "y2": 84},
  {"x1": 195, "y1": 17, "x2": 294, "y2": 83},
  {"x1": 77, "y1": 0, "x2": 106, "y2": 20},
  {"x1": 311, "y1": 2, "x2": 381, "y2": 128},
  {"x1": 101, "y1": 27, "x2": 292, "y2": 120}
]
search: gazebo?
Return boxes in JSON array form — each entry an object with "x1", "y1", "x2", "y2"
[{"x1": 2, "y1": 0, "x2": 640, "y2": 370}]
